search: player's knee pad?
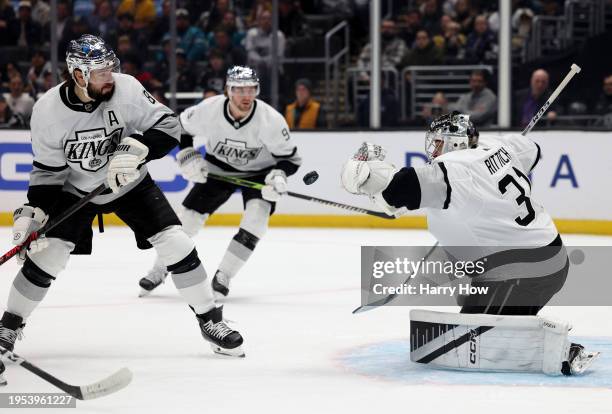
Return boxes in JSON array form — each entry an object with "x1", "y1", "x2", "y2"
[
  {"x1": 178, "y1": 207, "x2": 208, "y2": 238},
  {"x1": 409, "y1": 309, "x2": 570, "y2": 376},
  {"x1": 240, "y1": 198, "x2": 271, "y2": 240},
  {"x1": 148, "y1": 225, "x2": 196, "y2": 268},
  {"x1": 25, "y1": 238, "x2": 73, "y2": 281}
]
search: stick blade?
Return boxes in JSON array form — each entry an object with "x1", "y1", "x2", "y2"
[{"x1": 78, "y1": 367, "x2": 133, "y2": 400}]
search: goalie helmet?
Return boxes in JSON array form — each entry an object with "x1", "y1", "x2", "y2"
[
  {"x1": 425, "y1": 111, "x2": 479, "y2": 161},
  {"x1": 225, "y1": 65, "x2": 260, "y2": 96},
  {"x1": 66, "y1": 34, "x2": 119, "y2": 87}
]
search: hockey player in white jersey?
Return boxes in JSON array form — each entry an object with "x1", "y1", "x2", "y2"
[
  {"x1": 0, "y1": 35, "x2": 245, "y2": 385},
  {"x1": 139, "y1": 66, "x2": 301, "y2": 299},
  {"x1": 341, "y1": 111, "x2": 598, "y2": 376}
]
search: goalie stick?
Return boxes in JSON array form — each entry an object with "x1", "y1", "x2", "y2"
[
  {"x1": 1, "y1": 349, "x2": 132, "y2": 400},
  {"x1": 207, "y1": 173, "x2": 394, "y2": 219},
  {"x1": 352, "y1": 242, "x2": 439, "y2": 314}
]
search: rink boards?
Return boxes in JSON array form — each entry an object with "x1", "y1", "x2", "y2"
[{"x1": 0, "y1": 129, "x2": 610, "y2": 234}]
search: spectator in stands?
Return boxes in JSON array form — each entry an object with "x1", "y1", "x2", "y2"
[
  {"x1": 30, "y1": 0, "x2": 49, "y2": 27},
  {"x1": 278, "y1": 0, "x2": 305, "y2": 38},
  {"x1": 26, "y1": 49, "x2": 52, "y2": 96},
  {"x1": 452, "y1": 70, "x2": 497, "y2": 126},
  {"x1": 222, "y1": 11, "x2": 246, "y2": 47},
  {"x1": 8, "y1": 1, "x2": 42, "y2": 48},
  {"x1": 210, "y1": 28, "x2": 247, "y2": 67},
  {"x1": 48, "y1": 0, "x2": 70, "y2": 46},
  {"x1": 73, "y1": 0, "x2": 96, "y2": 17},
  {"x1": 117, "y1": 0, "x2": 156, "y2": 30},
  {"x1": 420, "y1": 91, "x2": 449, "y2": 125},
  {"x1": 0, "y1": 0, "x2": 15, "y2": 46},
  {"x1": 594, "y1": 74, "x2": 612, "y2": 116},
  {"x1": 400, "y1": 29, "x2": 444, "y2": 67},
  {"x1": 121, "y1": 53, "x2": 156, "y2": 90},
  {"x1": 514, "y1": 68, "x2": 558, "y2": 127},
  {"x1": 200, "y1": 49, "x2": 228, "y2": 95},
  {"x1": 151, "y1": 0, "x2": 170, "y2": 44},
  {"x1": 453, "y1": 0, "x2": 478, "y2": 35},
  {"x1": 152, "y1": 48, "x2": 196, "y2": 93},
  {"x1": 0, "y1": 94, "x2": 26, "y2": 128},
  {"x1": 439, "y1": 20, "x2": 466, "y2": 61},
  {"x1": 246, "y1": 0, "x2": 272, "y2": 28},
  {"x1": 357, "y1": 19, "x2": 408, "y2": 80},
  {"x1": 420, "y1": 0, "x2": 442, "y2": 35},
  {"x1": 465, "y1": 15, "x2": 496, "y2": 63},
  {"x1": 510, "y1": 7, "x2": 534, "y2": 54},
  {"x1": 245, "y1": 9, "x2": 286, "y2": 100},
  {"x1": 172, "y1": 8, "x2": 207, "y2": 62},
  {"x1": 285, "y1": 78, "x2": 326, "y2": 129},
  {"x1": 205, "y1": 0, "x2": 231, "y2": 32},
  {"x1": 3, "y1": 75, "x2": 35, "y2": 123},
  {"x1": 1, "y1": 62, "x2": 22, "y2": 92},
  {"x1": 87, "y1": 1, "x2": 117, "y2": 42},
  {"x1": 398, "y1": 8, "x2": 422, "y2": 46}
]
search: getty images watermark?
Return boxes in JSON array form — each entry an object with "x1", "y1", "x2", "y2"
[{"x1": 361, "y1": 245, "x2": 611, "y2": 307}]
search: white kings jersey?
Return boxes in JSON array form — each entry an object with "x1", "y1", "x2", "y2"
[
  {"x1": 179, "y1": 95, "x2": 301, "y2": 176},
  {"x1": 28, "y1": 73, "x2": 179, "y2": 205},
  {"x1": 411, "y1": 133, "x2": 557, "y2": 251}
]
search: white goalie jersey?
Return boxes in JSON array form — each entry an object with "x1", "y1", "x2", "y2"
[
  {"x1": 179, "y1": 95, "x2": 301, "y2": 176},
  {"x1": 413, "y1": 133, "x2": 557, "y2": 248},
  {"x1": 29, "y1": 73, "x2": 179, "y2": 204}
]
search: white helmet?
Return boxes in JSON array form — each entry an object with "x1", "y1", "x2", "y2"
[
  {"x1": 225, "y1": 65, "x2": 260, "y2": 97},
  {"x1": 425, "y1": 111, "x2": 479, "y2": 161},
  {"x1": 66, "y1": 34, "x2": 120, "y2": 89}
]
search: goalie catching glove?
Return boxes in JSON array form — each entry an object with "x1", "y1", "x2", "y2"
[
  {"x1": 12, "y1": 205, "x2": 49, "y2": 262},
  {"x1": 341, "y1": 142, "x2": 407, "y2": 217},
  {"x1": 261, "y1": 169, "x2": 287, "y2": 202},
  {"x1": 107, "y1": 137, "x2": 149, "y2": 193},
  {"x1": 176, "y1": 147, "x2": 208, "y2": 183}
]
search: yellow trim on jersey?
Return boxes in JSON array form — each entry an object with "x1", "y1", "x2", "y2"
[{"x1": 0, "y1": 212, "x2": 611, "y2": 235}]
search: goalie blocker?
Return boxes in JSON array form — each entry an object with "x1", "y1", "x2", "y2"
[{"x1": 410, "y1": 310, "x2": 600, "y2": 376}]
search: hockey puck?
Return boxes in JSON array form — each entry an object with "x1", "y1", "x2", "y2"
[{"x1": 302, "y1": 171, "x2": 319, "y2": 185}]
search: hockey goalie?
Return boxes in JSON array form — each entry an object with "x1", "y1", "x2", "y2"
[{"x1": 341, "y1": 111, "x2": 599, "y2": 376}]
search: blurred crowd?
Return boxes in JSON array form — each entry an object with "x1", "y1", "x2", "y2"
[{"x1": 0, "y1": 0, "x2": 610, "y2": 130}]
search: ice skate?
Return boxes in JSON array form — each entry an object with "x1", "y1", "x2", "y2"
[
  {"x1": 138, "y1": 264, "x2": 168, "y2": 297},
  {"x1": 212, "y1": 271, "x2": 231, "y2": 300},
  {"x1": 197, "y1": 306, "x2": 244, "y2": 357},
  {"x1": 0, "y1": 312, "x2": 25, "y2": 386},
  {"x1": 563, "y1": 343, "x2": 600, "y2": 375}
]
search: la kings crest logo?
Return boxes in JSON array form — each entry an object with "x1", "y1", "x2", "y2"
[
  {"x1": 64, "y1": 127, "x2": 123, "y2": 172},
  {"x1": 213, "y1": 139, "x2": 261, "y2": 166}
]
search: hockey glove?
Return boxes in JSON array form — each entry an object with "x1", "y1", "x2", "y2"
[
  {"x1": 107, "y1": 137, "x2": 149, "y2": 193},
  {"x1": 12, "y1": 205, "x2": 49, "y2": 262},
  {"x1": 261, "y1": 169, "x2": 287, "y2": 202},
  {"x1": 176, "y1": 147, "x2": 208, "y2": 183}
]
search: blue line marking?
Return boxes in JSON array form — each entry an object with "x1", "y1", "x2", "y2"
[{"x1": 338, "y1": 337, "x2": 612, "y2": 388}]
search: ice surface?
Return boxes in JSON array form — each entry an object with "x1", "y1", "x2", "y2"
[{"x1": 0, "y1": 227, "x2": 610, "y2": 414}]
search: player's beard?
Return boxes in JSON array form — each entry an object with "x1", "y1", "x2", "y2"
[{"x1": 88, "y1": 83, "x2": 115, "y2": 101}]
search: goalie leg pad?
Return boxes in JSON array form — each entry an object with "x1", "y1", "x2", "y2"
[{"x1": 410, "y1": 309, "x2": 570, "y2": 376}]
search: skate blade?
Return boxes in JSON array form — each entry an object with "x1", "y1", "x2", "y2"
[
  {"x1": 572, "y1": 351, "x2": 601, "y2": 375},
  {"x1": 138, "y1": 288, "x2": 153, "y2": 298},
  {"x1": 0, "y1": 375, "x2": 6, "y2": 386},
  {"x1": 210, "y1": 344, "x2": 245, "y2": 358}
]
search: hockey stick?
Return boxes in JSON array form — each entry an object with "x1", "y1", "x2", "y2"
[
  {"x1": 351, "y1": 242, "x2": 440, "y2": 314},
  {"x1": 0, "y1": 183, "x2": 108, "y2": 266},
  {"x1": 0, "y1": 349, "x2": 132, "y2": 400},
  {"x1": 207, "y1": 173, "x2": 394, "y2": 219},
  {"x1": 521, "y1": 63, "x2": 581, "y2": 136}
]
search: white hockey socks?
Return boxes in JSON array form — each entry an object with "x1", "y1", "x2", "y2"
[
  {"x1": 409, "y1": 309, "x2": 572, "y2": 376},
  {"x1": 216, "y1": 199, "x2": 270, "y2": 281}
]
